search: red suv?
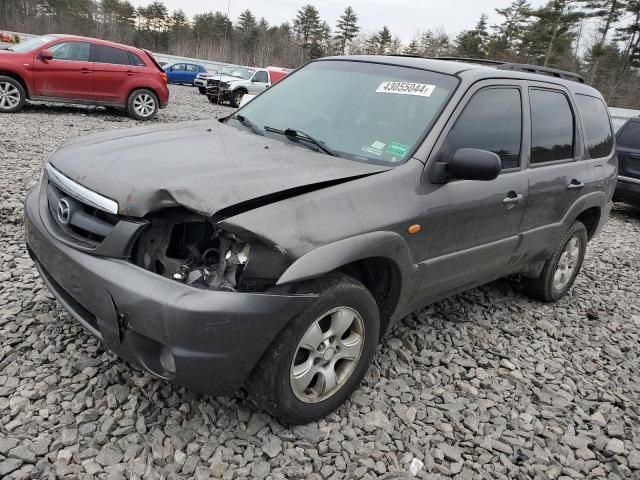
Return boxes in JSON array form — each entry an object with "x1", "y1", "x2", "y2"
[{"x1": 0, "y1": 34, "x2": 169, "y2": 120}]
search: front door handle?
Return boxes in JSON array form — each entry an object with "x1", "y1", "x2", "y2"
[
  {"x1": 629, "y1": 153, "x2": 640, "y2": 160},
  {"x1": 567, "y1": 180, "x2": 585, "y2": 190},
  {"x1": 126, "y1": 70, "x2": 135, "y2": 76},
  {"x1": 81, "y1": 68, "x2": 91, "y2": 74},
  {"x1": 502, "y1": 191, "x2": 523, "y2": 206}
]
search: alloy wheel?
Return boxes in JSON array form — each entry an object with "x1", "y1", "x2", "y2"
[
  {"x1": 0, "y1": 81, "x2": 21, "y2": 110},
  {"x1": 290, "y1": 307, "x2": 365, "y2": 403},
  {"x1": 133, "y1": 93, "x2": 156, "y2": 117},
  {"x1": 553, "y1": 236, "x2": 581, "y2": 290}
]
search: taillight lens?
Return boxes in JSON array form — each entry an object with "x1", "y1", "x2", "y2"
[{"x1": 160, "y1": 73, "x2": 168, "y2": 83}]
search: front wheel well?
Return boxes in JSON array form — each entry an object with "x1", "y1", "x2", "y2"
[
  {"x1": 575, "y1": 207, "x2": 601, "y2": 240},
  {"x1": 0, "y1": 71, "x2": 29, "y2": 98},
  {"x1": 337, "y1": 257, "x2": 402, "y2": 338}
]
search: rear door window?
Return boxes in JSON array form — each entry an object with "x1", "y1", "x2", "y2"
[
  {"x1": 617, "y1": 121, "x2": 640, "y2": 149},
  {"x1": 185, "y1": 64, "x2": 198, "y2": 72},
  {"x1": 575, "y1": 94, "x2": 613, "y2": 158},
  {"x1": 529, "y1": 89, "x2": 574, "y2": 164},
  {"x1": 440, "y1": 87, "x2": 522, "y2": 170},
  {"x1": 92, "y1": 45, "x2": 132, "y2": 65}
]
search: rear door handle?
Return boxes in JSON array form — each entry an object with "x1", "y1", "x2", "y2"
[
  {"x1": 629, "y1": 153, "x2": 640, "y2": 160},
  {"x1": 567, "y1": 180, "x2": 585, "y2": 190},
  {"x1": 502, "y1": 192, "x2": 523, "y2": 205},
  {"x1": 81, "y1": 68, "x2": 91, "y2": 74}
]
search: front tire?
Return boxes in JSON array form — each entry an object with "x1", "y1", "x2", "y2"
[
  {"x1": 0, "y1": 76, "x2": 26, "y2": 113},
  {"x1": 229, "y1": 90, "x2": 246, "y2": 108},
  {"x1": 523, "y1": 221, "x2": 588, "y2": 302},
  {"x1": 198, "y1": 86, "x2": 207, "y2": 95},
  {"x1": 127, "y1": 89, "x2": 158, "y2": 121},
  {"x1": 248, "y1": 274, "x2": 380, "y2": 424}
]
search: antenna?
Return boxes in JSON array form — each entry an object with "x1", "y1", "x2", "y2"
[{"x1": 215, "y1": 0, "x2": 232, "y2": 117}]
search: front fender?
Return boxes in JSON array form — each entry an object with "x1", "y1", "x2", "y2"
[{"x1": 276, "y1": 231, "x2": 417, "y2": 286}]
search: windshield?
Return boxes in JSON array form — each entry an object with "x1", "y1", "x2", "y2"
[
  {"x1": 235, "y1": 60, "x2": 458, "y2": 165},
  {"x1": 6, "y1": 35, "x2": 55, "y2": 52},
  {"x1": 228, "y1": 67, "x2": 255, "y2": 80}
]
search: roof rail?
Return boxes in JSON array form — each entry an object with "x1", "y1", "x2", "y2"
[
  {"x1": 430, "y1": 56, "x2": 506, "y2": 66},
  {"x1": 496, "y1": 63, "x2": 585, "y2": 83}
]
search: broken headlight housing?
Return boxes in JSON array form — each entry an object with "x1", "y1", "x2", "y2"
[
  {"x1": 132, "y1": 210, "x2": 288, "y2": 293},
  {"x1": 133, "y1": 211, "x2": 250, "y2": 291}
]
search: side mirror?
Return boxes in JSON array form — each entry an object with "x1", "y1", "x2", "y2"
[
  {"x1": 447, "y1": 148, "x2": 501, "y2": 181},
  {"x1": 39, "y1": 49, "x2": 53, "y2": 61}
]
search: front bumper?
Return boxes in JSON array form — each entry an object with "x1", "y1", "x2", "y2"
[
  {"x1": 24, "y1": 188, "x2": 314, "y2": 395},
  {"x1": 614, "y1": 176, "x2": 640, "y2": 206}
]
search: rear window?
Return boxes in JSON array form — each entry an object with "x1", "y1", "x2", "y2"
[
  {"x1": 575, "y1": 94, "x2": 613, "y2": 158},
  {"x1": 92, "y1": 45, "x2": 132, "y2": 65},
  {"x1": 617, "y1": 121, "x2": 640, "y2": 149},
  {"x1": 530, "y1": 89, "x2": 575, "y2": 164}
]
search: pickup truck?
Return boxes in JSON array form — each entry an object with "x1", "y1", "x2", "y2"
[{"x1": 203, "y1": 66, "x2": 289, "y2": 107}]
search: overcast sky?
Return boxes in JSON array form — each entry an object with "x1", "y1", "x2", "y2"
[{"x1": 132, "y1": 0, "x2": 547, "y2": 41}]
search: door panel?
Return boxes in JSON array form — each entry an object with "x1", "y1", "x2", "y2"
[
  {"x1": 91, "y1": 44, "x2": 137, "y2": 103},
  {"x1": 33, "y1": 41, "x2": 93, "y2": 99},
  {"x1": 249, "y1": 71, "x2": 270, "y2": 94},
  {"x1": 519, "y1": 86, "x2": 588, "y2": 261},
  {"x1": 416, "y1": 84, "x2": 528, "y2": 299},
  {"x1": 419, "y1": 171, "x2": 528, "y2": 296}
]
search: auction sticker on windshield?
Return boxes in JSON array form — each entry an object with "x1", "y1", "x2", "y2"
[{"x1": 376, "y1": 81, "x2": 435, "y2": 97}]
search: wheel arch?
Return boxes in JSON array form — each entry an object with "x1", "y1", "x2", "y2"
[
  {"x1": 127, "y1": 86, "x2": 159, "y2": 103},
  {"x1": 276, "y1": 231, "x2": 416, "y2": 335},
  {"x1": 0, "y1": 70, "x2": 30, "y2": 98},
  {"x1": 575, "y1": 206, "x2": 601, "y2": 240}
]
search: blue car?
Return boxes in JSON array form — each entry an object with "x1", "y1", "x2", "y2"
[{"x1": 163, "y1": 62, "x2": 207, "y2": 85}]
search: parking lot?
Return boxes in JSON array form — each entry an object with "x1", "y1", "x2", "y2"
[{"x1": 1, "y1": 84, "x2": 639, "y2": 479}]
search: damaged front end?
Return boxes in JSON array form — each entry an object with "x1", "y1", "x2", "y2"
[{"x1": 133, "y1": 209, "x2": 285, "y2": 293}]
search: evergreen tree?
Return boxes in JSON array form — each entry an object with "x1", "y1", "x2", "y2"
[
  {"x1": 334, "y1": 6, "x2": 359, "y2": 54},
  {"x1": 522, "y1": 0, "x2": 583, "y2": 66},
  {"x1": 377, "y1": 25, "x2": 392, "y2": 54},
  {"x1": 455, "y1": 14, "x2": 490, "y2": 57},
  {"x1": 404, "y1": 38, "x2": 420, "y2": 55},
  {"x1": 293, "y1": 5, "x2": 322, "y2": 51}
]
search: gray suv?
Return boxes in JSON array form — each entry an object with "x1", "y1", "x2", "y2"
[{"x1": 24, "y1": 56, "x2": 616, "y2": 423}]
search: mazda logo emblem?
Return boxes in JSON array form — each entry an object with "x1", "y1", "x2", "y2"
[{"x1": 57, "y1": 198, "x2": 71, "y2": 225}]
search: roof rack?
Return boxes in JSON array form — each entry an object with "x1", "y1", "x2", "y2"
[
  {"x1": 496, "y1": 63, "x2": 585, "y2": 83},
  {"x1": 430, "y1": 56, "x2": 506, "y2": 66}
]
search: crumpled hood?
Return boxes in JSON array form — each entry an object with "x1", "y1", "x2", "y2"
[
  {"x1": 49, "y1": 120, "x2": 388, "y2": 218},
  {"x1": 200, "y1": 74, "x2": 239, "y2": 83}
]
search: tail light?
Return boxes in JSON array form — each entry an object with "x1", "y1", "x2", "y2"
[{"x1": 160, "y1": 72, "x2": 168, "y2": 83}]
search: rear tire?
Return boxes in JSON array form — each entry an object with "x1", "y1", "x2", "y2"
[
  {"x1": 247, "y1": 273, "x2": 380, "y2": 424},
  {"x1": 523, "y1": 221, "x2": 588, "y2": 302},
  {"x1": 0, "y1": 76, "x2": 26, "y2": 113},
  {"x1": 126, "y1": 89, "x2": 158, "y2": 121}
]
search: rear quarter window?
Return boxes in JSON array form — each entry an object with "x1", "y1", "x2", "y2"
[{"x1": 575, "y1": 94, "x2": 613, "y2": 158}]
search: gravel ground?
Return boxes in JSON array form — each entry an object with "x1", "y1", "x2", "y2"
[{"x1": 1, "y1": 85, "x2": 639, "y2": 480}]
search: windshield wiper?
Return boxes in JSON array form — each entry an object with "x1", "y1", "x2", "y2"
[
  {"x1": 231, "y1": 114, "x2": 263, "y2": 135},
  {"x1": 264, "y1": 126, "x2": 337, "y2": 157}
]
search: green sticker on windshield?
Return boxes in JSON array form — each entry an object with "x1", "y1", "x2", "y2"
[{"x1": 386, "y1": 142, "x2": 410, "y2": 158}]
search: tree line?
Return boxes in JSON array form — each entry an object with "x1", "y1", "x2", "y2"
[{"x1": 0, "y1": 0, "x2": 638, "y2": 107}]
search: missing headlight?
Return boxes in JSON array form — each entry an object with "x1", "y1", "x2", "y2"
[{"x1": 133, "y1": 212, "x2": 251, "y2": 292}]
